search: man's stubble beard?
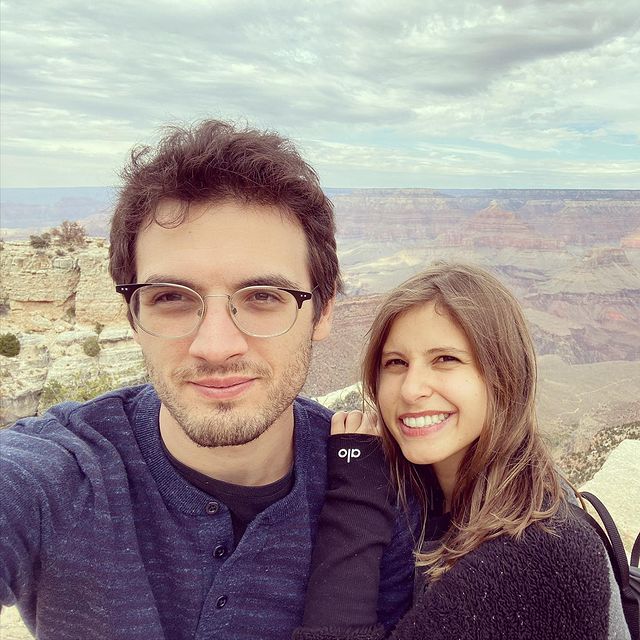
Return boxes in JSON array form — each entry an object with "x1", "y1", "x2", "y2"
[{"x1": 145, "y1": 339, "x2": 313, "y2": 448}]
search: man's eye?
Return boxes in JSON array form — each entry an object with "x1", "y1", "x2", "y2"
[
  {"x1": 143, "y1": 288, "x2": 199, "y2": 306},
  {"x1": 154, "y1": 292, "x2": 185, "y2": 303},
  {"x1": 243, "y1": 290, "x2": 286, "y2": 305},
  {"x1": 252, "y1": 292, "x2": 279, "y2": 302}
]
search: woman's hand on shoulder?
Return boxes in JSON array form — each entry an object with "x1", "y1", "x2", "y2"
[{"x1": 331, "y1": 410, "x2": 381, "y2": 436}]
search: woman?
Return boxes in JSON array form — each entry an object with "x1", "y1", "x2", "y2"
[{"x1": 295, "y1": 263, "x2": 615, "y2": 640}]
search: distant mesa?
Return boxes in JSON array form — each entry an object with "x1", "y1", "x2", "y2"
[
  {"x1": 3, "y1": 188, "x2": 639, "y2": 248},
  {"x1": 535, "y1": 248, "x2": 639, "y2": 295},
  {"x1": 332, "y1": 189, "x2": 466, "y2": 241},
  {"x1": 1, "y1": 190, "x2": 639, "y2": 503},
  {"x1": 328, "y1": 189, "x2": 639, "y2": 249},
  {"x1": 621, "y1": 227, "x2": 640, "y2": 249},
  {"x1": 0, "y1": 187, "x2": 115, "y2": 240},
  {"x1": 584, "y1": 247, "x2": 635, "y2": 268},
  {"x1": 437, "y1": 202, "x2": 563, "y2": 249}
]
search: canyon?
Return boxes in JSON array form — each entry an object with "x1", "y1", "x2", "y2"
[
  {"x1": 1, "y1": 188, "x2": 639, "y2": 638},
  {"x1": 1, "y1": 188, "x2": 639, "y2": 467}
]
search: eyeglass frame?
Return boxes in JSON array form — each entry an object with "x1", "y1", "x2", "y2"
[{"x1": 115, "y1": 282, "x2": 316, "y2": 339}]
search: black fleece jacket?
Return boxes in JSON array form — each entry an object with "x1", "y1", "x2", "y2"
[{"x1": 295, "y1": 435, "x2": 610, "y2": 640}]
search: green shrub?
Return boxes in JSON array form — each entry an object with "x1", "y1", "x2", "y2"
[
  {"x1": 0, "y1": 333, "x2": 20, "y2": 357},
  {"x1": 39, "y1": 373, "x2": 114, "y2": 412},
  {"x1": 30, "y1": 232, "x2": 51, "y2": 249},
  {"x1": 51, "y1": 220, "x2": 86, "y2": 248},
  {"x1": 65, "y1": 307, "x2": 76, "y2": 320},
  {"x1": 82, "y1": 336, "x2": 101, "y2": 357},
  {"x1": 94, "y1": 322, "x2": 104, "y2": 335}
]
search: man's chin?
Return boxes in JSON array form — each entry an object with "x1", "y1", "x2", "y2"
[
  {"x1": 163, "y1": 399, "x2": 272, "y2": 448},
  {"x1": 187, "y1": 429, "x2": 266, "y2": 449},
  {"x1": 180, "y1": 417, "x2": 271, "y2": 449}
]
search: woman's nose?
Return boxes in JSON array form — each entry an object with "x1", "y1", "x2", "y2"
[{"x1": 400, "y1": 365, "x2": 434, "y2": 404}]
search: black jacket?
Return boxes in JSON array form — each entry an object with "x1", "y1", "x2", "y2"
[{"x1": 295, "y1": 435, "x2": 610, "y2": 640}]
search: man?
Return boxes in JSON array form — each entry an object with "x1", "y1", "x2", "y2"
[{"x1": 0, "y1": 121, "x2": 415, "y2": 640}]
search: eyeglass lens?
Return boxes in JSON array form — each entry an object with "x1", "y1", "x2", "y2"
[{"x1": 130, "y1": 284, "x2": 300, "y2": 338}]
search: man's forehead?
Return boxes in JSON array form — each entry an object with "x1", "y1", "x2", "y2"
[
  {"x1": 150, "y1": 197, "x2": 296, "y2": 225},
  {"x1": 134, "y1": 199, "x2": 311, "y2": 288}
]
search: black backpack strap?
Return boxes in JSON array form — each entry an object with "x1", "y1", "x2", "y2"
[
  {"x1": 572, "y1": 499, "x2": 623, "y2": 593},
  {"x1": 632, "y1": 531, "x2": 640, "y2": 568},
  {"x1": 580, "y1": 491, "x2": 630, "y2": 585},
  {"x1": 579, "y1": 491, "x2": 639, "y2": 640}
]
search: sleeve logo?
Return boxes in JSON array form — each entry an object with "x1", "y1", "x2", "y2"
[{"x1": 338, "y1": 448, "x2": 361, "y2": 463}]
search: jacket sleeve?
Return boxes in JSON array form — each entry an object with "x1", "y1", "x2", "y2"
[
  {"x1": 0, "y1": 419, "x2": 89, "y2": 621},
  {"x1": 0, "y1": 426, "x2": 46, "y2": 611},
  {"x1": 300, "y1": 434, "x2": 402, "y2": 631}
]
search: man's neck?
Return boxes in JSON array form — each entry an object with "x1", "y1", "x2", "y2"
[{"x1": 159, "y1": 404, "x2": 295, "y2": 486}]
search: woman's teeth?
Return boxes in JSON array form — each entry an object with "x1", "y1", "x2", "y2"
[{"x1": 402, "y1": 413, "x2": 451, "y2": 428}]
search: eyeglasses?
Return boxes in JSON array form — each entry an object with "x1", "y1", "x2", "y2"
[{"x1": 115, "y1": 282, "x2": 315, "y2": 338}]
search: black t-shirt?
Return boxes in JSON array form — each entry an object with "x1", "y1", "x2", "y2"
[{"x1": 162, "y1": 439, "x2": 294, "y2": 546}]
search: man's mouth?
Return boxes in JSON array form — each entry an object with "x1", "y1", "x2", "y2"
[
  {"x1": 191, "y1": 377, "x2": 255, "y2": 389},
  {"x1": 187, "y1": 376, "x2": 257, "y2": 400}
]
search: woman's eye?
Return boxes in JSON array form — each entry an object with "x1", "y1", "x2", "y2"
[
  {"x1": 435, "y1": 355, "x2": 459, "y2": 364},
  {"x1": 383, "y1": 358, "x2": 407, "y2": 368}
]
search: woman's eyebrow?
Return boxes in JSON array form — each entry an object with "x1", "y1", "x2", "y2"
[{"x1": 425, "y1": 347, "x2": 471, "y2": 357}]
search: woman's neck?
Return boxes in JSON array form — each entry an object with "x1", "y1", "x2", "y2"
[{"x1": 433, "y1": 464, "x2": 457, "y2": 513}]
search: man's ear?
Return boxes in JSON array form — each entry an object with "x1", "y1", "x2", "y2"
[
  {"x1": 312, "y1": 296, "x2": 335, "y2": 342},
  {"x1": 130, "y1": 323, "x2": 141, "y2": 345}
]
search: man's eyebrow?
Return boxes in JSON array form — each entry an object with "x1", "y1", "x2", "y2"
[
  {"x1": 141, "y1": 275, "x2": 197, "y2": 288},
  {"x1": 237, "y1": 275, "x2": 303, "y2": 290},
  {"x1": 140, "y1": 274, "x2": 304, "y2": 291}
]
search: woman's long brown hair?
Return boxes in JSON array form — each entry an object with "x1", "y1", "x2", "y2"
[{"x1": 362, "y1": 262, "x2": 565, "y2": 580}]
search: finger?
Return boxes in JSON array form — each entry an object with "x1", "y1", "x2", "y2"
[
  {"x1": 359, "y1": 412, "x2": 382, "y2": 436},
  {"x1": 330, "y1": 411, "x2": 349, "y2": 435},
  {"x1": 343, "y1": 410, "x2": 364, "y2": 433}
]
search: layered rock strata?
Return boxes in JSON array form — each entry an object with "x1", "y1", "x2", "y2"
[{"x1": 0, "y1": 240, "x2": 142, "y2": 425}]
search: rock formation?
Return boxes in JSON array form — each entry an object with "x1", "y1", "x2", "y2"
[
  {"x1": 580, "y1": 439, "x2": 640, "y2": 556},
  {"x1": 0, "y1": 240, "x2": 143, "y2": 425}
]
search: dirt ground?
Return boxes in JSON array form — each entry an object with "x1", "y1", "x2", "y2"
[{"x1": 0, "y1": 606, "x2": 31, "y2": 639}]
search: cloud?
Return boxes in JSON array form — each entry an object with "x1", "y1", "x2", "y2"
[{"x1": 1, "y1": 0, "x2": 638, "y2": 187}]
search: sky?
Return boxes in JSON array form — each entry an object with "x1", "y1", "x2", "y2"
[{"x1": 1, "y1": 0, "x2": 639, "y2": 189}]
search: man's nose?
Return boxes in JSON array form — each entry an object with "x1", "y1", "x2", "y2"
[{"x1": 187, "y1": 296, "x2": 250, "y2": 363}]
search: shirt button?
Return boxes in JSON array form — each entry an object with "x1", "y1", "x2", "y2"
[
  {"x1": 216, "y1": 595, "x2": 228, "y2": 609},
  {"x1": 205, "y1": 501, "x2": 219, "y2": 515},
  {"x1": 213, "y1": 545, "x2": 227, "y2": 558}
]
